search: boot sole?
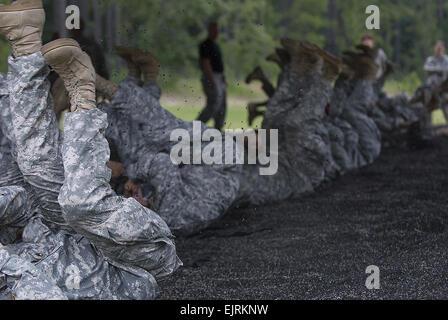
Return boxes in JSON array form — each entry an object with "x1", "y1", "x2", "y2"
[
  {"x1": 299, "y1": 40, "x2": 342, "y2": 71},
  {"x1": 0, "y1": 0, "x2": 43, "y2": 12},
  {"x1": 41, "y1": 38, "x2": 80, "y2": 56}
]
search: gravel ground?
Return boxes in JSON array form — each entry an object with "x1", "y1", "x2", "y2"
[{"x1": 159, "y1": 137, "x2": 448, "y2": 300}]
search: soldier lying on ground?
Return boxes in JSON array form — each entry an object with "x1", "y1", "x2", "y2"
[
  {"x1": 0, "y1": 0, "x2": 180, "y2": 300},
  {"x1": 245, "y1": 48, "x2": 290, "y2": 126},
  {"x1": 95, "y1": 48, "x2": 242, "y2": 236}
]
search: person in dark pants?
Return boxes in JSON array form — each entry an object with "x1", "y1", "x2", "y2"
[{"x1": 197, "y1": 21, "x2": 227, "y2": 130}]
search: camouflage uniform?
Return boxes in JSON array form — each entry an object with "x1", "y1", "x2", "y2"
[
  {"x1": 327, "y1": 80, "x2": 359, "y2": 172},
  {"x1": 0, "y1": 72, "x2": 35, "y2": 244},
  {"x1": 339, "y1": 80, "x2": 382, "y2": 167},
  {"x1": 0, "y1": 53, "x2": 180, "y2": 300},
  {"x1": 100, "y1": 78, "x2": 241, "y2": 236},
  {"x1": 374, "y1": 91, "x2": 424, "y2": 145},
  {"x1": 236, "y1": 69, "x2": 338, "y2": 207},
  {"x1": 424, "y1": 55, "x2": 448, "y2": 87},
  {"x1": 411, "y1": 54, "x2": 448, "y2": 127}
]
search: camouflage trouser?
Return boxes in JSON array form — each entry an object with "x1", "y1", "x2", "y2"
[
  {"x1": 143, "y1": 81, "x2": 162, "y2": 101},
  {"x1": 0, "y1": 53, "x2": 180, "y2": 299},
  {"x1": 325, "y1": 119, "x2": 353, "y2": 173},
  {"x1": 412, "y1": 84, "x2": 445, "y2": 129},
  {"x1": 104, "y1": 79, "x2": 241, "y2": 235},
  {"x1": 339, "y1": 81, "x2": 382, "y2": 167},
  {"x1": 236, "y1": 70, "x2": 338, "y2": 207},
  {"x1": 0, "y1": 71, "x2": 36, "y2": 244}
]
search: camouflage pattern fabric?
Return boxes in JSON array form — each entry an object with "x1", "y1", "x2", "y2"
[
  {"x1": 339, "y1": 80, "x2": 382, "y2": 167},
  {"x1": 421, "y1": 54, "x2": 448, "y2": 124},
  {"x1": 198, "y1": 74, "x2": 227, "y2": 130},
  {"x1": 236, "y1": 69, "x2": 338, "y2": 207},
  {"x1": 6, "y1": 54, "x2": 66, "y2": 228},
  {"x1": 375, "y1": 48, "x2": 391, "y2": 81},
  {"x1": 0, "y1": 72, "x2": 37, "y2": 244},
  {"x1": 424, "y1": 54, "x2": 448, "y2": 87},
  {"x1": 0, "y1": 53, "x2": 181, "y2": 300},
  {"x1": 100, "y1": 78, "x2": 241, "y2": 235},
  {"x1": 238, "y1": 66, "x2": 386, "y2": 207}
]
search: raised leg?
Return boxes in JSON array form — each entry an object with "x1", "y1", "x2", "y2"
[
  {"x1": 7, "y1": 53, "x2": 65, "y2": 227},
  {"x1": 59, "y1": 108, "x2": 181, "y2": 276}
]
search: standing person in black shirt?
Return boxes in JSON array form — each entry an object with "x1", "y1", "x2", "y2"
[{"x1": 197, "y1": 21, "x2": 227, "y2": 130}]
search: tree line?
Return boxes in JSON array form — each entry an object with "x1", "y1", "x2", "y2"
[{"x1": 0, "y1": 0, "x2": 446, "y2": 84}]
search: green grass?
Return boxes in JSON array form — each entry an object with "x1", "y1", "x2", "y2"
[
  {"x1": 165, "y1": 105, "x2": 263, "y2": 130},
  {"x1": 432, "y1": 109, "x2": 447, "y2": 126},
  {"x1": 157, "y1": 76, "x2": 266, "y2": 129},
  {"x1": 61, "y1": 71, "x2": 447, "y2": 131},
  {"x1": 384, "y1": 72, "x2": 422, "y2": 97}
]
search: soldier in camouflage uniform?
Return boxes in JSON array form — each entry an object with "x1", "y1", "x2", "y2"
[
  {"x1": 237, "y1": 40, "x2": 386, "y2": 206},
  {"x1": 0, "y1": 0, "x2": 180, "y2": 300},
  {"x1": 357, "y1": 35, "x2": 425, "y2": 147},
  {"x1": 236, "y1": 40, "x2": 343, "y2": 207},
  {"x1": 332, "y1": 45, "x2": 382, "y2": 168},
  {"x1": 411, "y1": 41, "x2": 448, "y2": 130},
  {"x1": 423, "y1": 41, "x2": 448, "y2": 122},
  {"x1": 95, "y1": 48, "x2": 241, "y2": 236},
  {"x1": 245, "y1": 49, "x2": 291, "y2": 126}
]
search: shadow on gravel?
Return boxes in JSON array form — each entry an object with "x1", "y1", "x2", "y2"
[{"x1": 159, "y1": 137, "x2": 448, "y2": 300}]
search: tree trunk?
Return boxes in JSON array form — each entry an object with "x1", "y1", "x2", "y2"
[
  {"x1": 92, "y1": 0, "x2": 103, "y2": 46},
  {"x1": 105, "y1": 3, "x2": 114, "y2": 53},
  {"x1": 79, "y1": 0, "x2": 90, "y2": 35},
  {"x1": 324, "y1": 0, "x2": 339, "y2": 56},
  {"x1": 52, "y1": 0, "x2": 67, "y2": 38},
  {"x1": 113, "y1": 2, "x2": 121, "y2": 47},
  {"x1": 394, "y1": 19, "x2": 402, "y2": 69}
]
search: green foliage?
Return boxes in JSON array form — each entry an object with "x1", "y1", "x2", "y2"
[
  {"x1": 1, "y1": 0, "x2": 447, "y2": 90},
  {"x1": 102, "y1": 0, "x2": 280, "y2": 79},
  {"x1": 384, "y1": 72, "x2": 422, "y2": 96}
]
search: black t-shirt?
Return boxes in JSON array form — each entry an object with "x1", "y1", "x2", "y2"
[{"x1": 199, "y1": 38, "x2": 224, "y2": 73}]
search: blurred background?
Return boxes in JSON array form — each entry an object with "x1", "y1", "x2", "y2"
[{"x1": 0, "y1": 0, "x2": 447, "y2": 128}]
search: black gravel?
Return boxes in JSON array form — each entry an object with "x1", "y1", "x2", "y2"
[{"x1": 159, "y1": 137, "x2": 448, "y2": 300}]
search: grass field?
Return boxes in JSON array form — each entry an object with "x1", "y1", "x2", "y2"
[
  {"x1": 159, "y1": 77, "x2": 266, "y2": 129},
  {"x1": 160, "y1": 77, "x2": 448, "y2": 129}
]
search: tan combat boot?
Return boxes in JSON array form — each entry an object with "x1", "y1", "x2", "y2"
[
  {"x1": 0, "y1": 0, "x2": 45, "y2": 57},
  {"x1": 115, "y1": 46, "x2": 141, "y2": 79},
  {"x1": 281, "y1": 38, "x2": 324, "y2": 77},
  {"x1": 342, "y1": 50, "x2": 378, "y2": 82},
  {"x1": 133, "y1": 50, "x2": 161, "y2": 83},
  {"x1": 96, "y1": 74, "x2": 119, "y2": 101},
  {"x1": 315, "y1": 48, "x2": 343, "y2": 81},
  {"x1": 298, "y1": 41, "x2": 343, "y2": 81},
  {"x1": 41, "y1": 38, "x2": 96, "y2": 112},
  {"x1": 355, "y1": 44, "x2": 379, "y2": 60}
]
